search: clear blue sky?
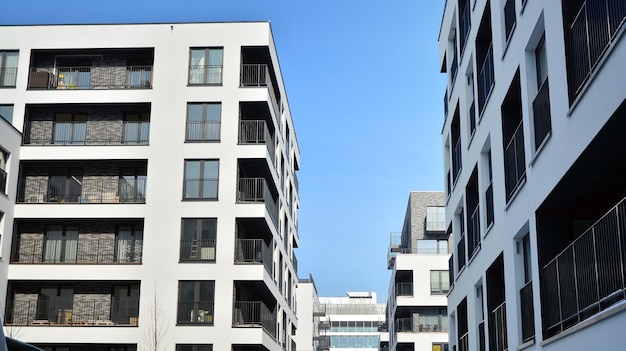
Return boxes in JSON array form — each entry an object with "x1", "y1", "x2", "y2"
[{"x1": 1, "y1": 0, "x2": 446, "y2": 301}]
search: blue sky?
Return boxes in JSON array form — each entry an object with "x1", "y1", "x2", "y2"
[{"x1": 1, "y1": 0, "x2": 446, "y2": 301}]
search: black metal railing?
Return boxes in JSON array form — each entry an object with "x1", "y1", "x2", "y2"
[
  {"x1": 452, "y1": 139, "x2": 462, "y2": 183},
  {"x1": 485, "y1": 182, "x2": 494, "y2": 227},
  {"x1": 28, "y1": 66, "x2": 152, "y2": 89},
  {"x1": 177, "y1": 301, "x2": 214, "y2": 324},
  {"x1": 17, "y1": 178, "x2": 146, "y2": 204},
  {"x1": 395, "y1": 282, "x2": 413, "y2": 296},
  {"x1": 233, "y1": 301, "x2": 277, "y2": 337},
  {"x1": 239, "y1": 120, "x2": 276, "y2": 165},
  {"x1": 459, "y1": 332, "x2": 469, "y2": 351},
  {"x1": 468, "y1": 204, "x2": 481, "y2": 257},
  {"x1": 566, "y1": 0, "x2": 626, "y2": 101},
  {"x1": 490, "y1": 301, "x2": 508, "y2": 351},
  {"x1": 457, "y1": 233, "x2": 466, "y2": 272},
  {"x1": 542, "y1": 196, "x2": 626, "y2": 337},
  {"x1": 478, "y1": 321, "x2": 486, "y2": 351},
  {"x1": 460, "y1": 0, "x2": 471, "y2": 55},
  {"x1": 504, "y1": 0, "x2": 516, "y2": 41},
  {"x1": 183, "y1": 179, "x2": 218, "y2": 200},
  {"x1": 504, "y1": 120, "x2": 526, "y2": 202},
  {"x1": 0, "y1": 168, "x2": 6, "y2": 194},
  {"x1": 237, "y1": 177, "x2": 278, "y2": 225},
  {"x1": 532, "y1": 78, "x2": 551, "y2": 149},
  {"x1": 185, "y1": 121, "x2": 220, "y2": 142},
  {"x1": 5, "y1": 299, "x2": 139, "y2": 326},
  {"x1": 478, "y1": 43, "x2": 494, "y2": 114},
  {"x1": 188, "y1": 65, "x2": 222, "y2": 85},
  {"x1": 0, "y1": 67, "x2": 17, "y2": 87},
  {"x1": 520, "y1": 281, "x2": 535, "y2": 342},
  {"x1": 23, "y1": 121, "x2": 150, "y2": 145},
  {"x1": 180, "y1": 239, "x2": 216, "y2": 261},
  {"x1": 12, "y1": 237, "x2": 142, "y2": 264},
  {"x1": 240, "y1": 64, "x2": 280, "y2": 118},
  {"x1": 234, "y1": 238, "x2": 273, "y2": 275},
  {"x1": 395, "y1": 316, "x2": 448, "y2": 333}
]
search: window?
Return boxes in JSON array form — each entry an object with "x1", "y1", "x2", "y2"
[
  {"x1": 119, "y1": 168, "x2": 147, "y2": 203},
  {"x1": 116, "y1": 225, "x2": 143, "y2": 263},
  {"x1": 431, "y1": 270, "x2": 450, "y2": 294},
  {"x1": 180, "y1": 219, "x2": 217, "y2": 261},
  {"x1": 501, "y1": 71, "x2": 526, "y2": 202},
  {"x1": 176, "y1": 346, "x2": 213, "y2": 351},
  {"x1": 123, "y1": 112, "x2": 150, "y2": 144},
  {"x1": 0, "y1": 51, "x2": 18, "y2": 87},
  {"x1": 43, "y1": 225, "x2": 78, "y2": 263},
  {"x1": 188, "y1": 48, "x2": 223, "y2": 85},
  {"x1": 0, "y1": 149, "x2": 7, "y2": 194},
  {"x1": 0, "y1": 105, "x2": 13, "y2": 123},
  {"x1": 520, "y1": 233, "x2": 535, "y2": 342},
  {"x1": 433, "y1": 343, "x2": 449, "y2": 351},
  {"x1": 183, "y1": 160, "x2": 219, "y2": 200},
  {"x1": 426, "y1": 206, "x2": 446, "y2": 231},
  {"x1": 533, "y1": 35, "x2": 551, "y2": 150},
  {"x1": 53, "y1": 113, "x2": 87, "y2": 145},
  {"x1": 177, "y1": 281, "x2": 215, "y2": 324},
  {"x1": 485, "y1": 150, "x2": 494, "y2": 228},
  {"x1": 186, "y1": 103, "x2": 221, "y2": 141},
  {"x1": 504, "y1": 0, "x2": 516, "y2": 42}
]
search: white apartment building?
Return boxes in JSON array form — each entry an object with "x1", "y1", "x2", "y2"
[
  {"x1": 294, "y1": 275, "x2": 325, "y2": 351},
  {"x1": 315, "y1": 292, "x2": 387, "y2": 351},
  {"x1": 386, "y1": 191, "x2": 449, "y2": 351},
  {"x1": 0, "y1": 22, "x2": 300, "y2": 351},
  {"x1": 440, "y1": 1, "x2": 626, "y2": 351}
]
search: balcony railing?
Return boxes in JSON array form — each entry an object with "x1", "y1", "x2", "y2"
[
  {"x1": 177, "y1": 301, "x2": 214, "y2": 324},
  {"x1": 237, "y1": 177, "x2": 278, "y2": 226},
  {"x1": 478, "y1": 43, "x2": 494, "y2": 114},
  {"x1": 395, "y1": 282, "x2": 413, "y2": 296},
  {"x1": 459, "y1": 0, "x2": 471, "y2": 55},
  {"x1": 504, "y1": 120, "x2": 526, "y2": 202},
  {"x1": 395, "y1": 316, "x2": 448, "y2": 333},
  {"x1": 5, "y1": 299, "x2": 139, "y2": 326},
  {"x1": 532, "y1": 78, "x2": 551, "y2": 149},
  {"x1": 0, "y1": 168, "x2": 6, "y2": 194},
  {"x1": 520, "y1": 281, "x2": 535, "y2": 342},
  {"x1": 240, "y1": 64, "x2": 280, "y2": 118},
  {"x1": 188, "y1": 65, "x2": 222, "y2": 85},
  {"x1": 478, "y1": 321, "x2": 486, "y2": 351},
  {"x1": 183, "y1": 179, "x2": 218, "y2": 200},
  {"x1": 185, "y1": 121, "x2": 220, "y2": 142},
  {"x1": 490, "y1": 301, "x2": 508, "y2": 351},
  {"x1": 17, "y1": 178, "x2": 146, "y2": 204},
  {"x1": 12, "y1": 237, "x2": 142, "y2": 264},
  {"x1": 452, "y1": 139, "x2": 462, "y2": 183},
  {"x1": 566, "y1": 0, "x2": 626, "y2": 101},
  {"x1": 542, "y1": 196, "x2": 626, "y2": 337},
  {"x1": 457, "y1": 233, "x2": 466, "y2": 272},
  {"x1": 180, "y1": 239, "x2": 216, "y2": 261},
  {"x1": 239, "y1": 120, "x2": 276, "y2": 165},
  {"x1": 0, "y1": 67, "x2": 17, "y2": 87},
  {"x1": 28, "y1": 66, "x2": 152, "y2": 90},
  {"x1": 235, "y1": 238, "x2": 273, "y2": 275},
  {"x1": 233, "y1": 301, "x2": 277, "y2": 337},
  {"x1": 23, "y1": 121, "x2": 150, "y2": 145},
  {"x1": 468, "y1": 204, "x2": 481, "y2": 257},
  {"x1": 458, "y1": 332, "x2": 469, "y2": 351}
]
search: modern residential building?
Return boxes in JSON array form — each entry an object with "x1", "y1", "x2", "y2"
[
  {"x1": 386, "y1": 191, "x2": 449, "y2": 351},
  {"x1": 0, "y1": 22, "x2": 300, "y2": 351},
  {"x1": 312, "y1": 292, "x2": 387, "y2": 351},
  {"x1": 440, "y1": 1, "x2": 626, "y2": 351},
  {"x1": 294, "y1": 275, "x2": 325, "y2": 351}
]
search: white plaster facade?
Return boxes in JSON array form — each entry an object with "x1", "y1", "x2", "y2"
[
  {"x1": 0, "y1": 22, "x2": 300, "y2": 351},
  {"x1": 440, "y1": 1, "x2": 626, "y2": 350}
]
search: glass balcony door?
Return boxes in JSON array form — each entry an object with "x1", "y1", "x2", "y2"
[{"x1": 53, "y1": 113, "x2": 87, "y2": 145}]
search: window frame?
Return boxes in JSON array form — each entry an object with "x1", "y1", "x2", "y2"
[
  {"x1": 188, "y1": 47, "x2": 224, "y2": 85},
  {"x1": 180, "y1": 218, "x2": 217, "y2": 262},
  {"x1": 185, "y1": 102, "x2": 221, "y2": 142},
  {"x1": 430, "y1": 270, "x2": 451, "y2": 295},
  {"x1": 0, "y1": 50, "x2": 18, "y2": 87},
  {"x1": 183, "y1": 160, "x2": 219, "y2": 201},
  {"x1": 177, "y1": 281, "x2": 215, "y2": 325}
]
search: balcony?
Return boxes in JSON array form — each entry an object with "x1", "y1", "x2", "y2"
[
  {"x1": 532, "y1": 78, "x2": 551, "y2": 149},
  {"x1": 28, "y1": 65, "x2": 152, "y2": 90},
  {"x1": 5, "y1": 299, "x2": 138, "y2": 326},
  {"x1": 315, "y1": 335, "x2": 331, "y2": 351},
  {"x1": 458, "y1": 332, "x2": 469, "y2": 351},
  {"x1": 395, "y1": 282, "x2": 413, "y2": 296},
  {"x1": 240, "y1": 63, "x2": 280, "y2": 118},
  {"x1": 17, "y1": 178, "x2": 146, "y2": 204},
  {"x1": 415, "y1": 239, "x2": 450, "y2": 254},
  {"x1": 239, "y1": 119, "x2": 275, "y2": 165},
  {"x1": 235, "y1": 238, "x2": 273, "y2": 275},
  {"x1": 542, "y1": 196, "x2": 626, "y2": 337},
  {"x1": 565, "y1": 0, "x2": 626, "y2": 102},
  {"x1": 180, "y1": 239, "x2": 216, "y2": 262},
  {"x1": 478, "y1": 43, "x2": 494, "y2": 114},
  {"x1": 504, "y1": 120, "x2": 525, "y2": 202},
  {"x1": 12, "y1": 237, "x2": 142, "y2": 264},
  {"x1": 237, "y1": 177, "x2": 278, "y2": 226},
  {"x1": 24, "y1": 121, "x2": 149, "y2": 146},
  {"x1": 395, "y1": 316, "x2": 448, "y2": 333},
  {"x1": 490, "y1": 301, "x2": 508, "y2": 351},
  {"x1": 233, "y1": 301, "x2": 277, "y2": 337}
]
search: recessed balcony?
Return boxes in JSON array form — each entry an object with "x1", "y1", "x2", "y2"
[{"x1": 233, "y1": 281, "x2": 277, "y2": 337}]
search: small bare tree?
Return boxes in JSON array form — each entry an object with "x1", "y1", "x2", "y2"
[{"x1": 141, "y1": 284, "x2": 168, "y2": 351}]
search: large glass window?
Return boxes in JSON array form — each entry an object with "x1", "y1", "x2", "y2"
[
  {"x1": 123, "y1": 112, "x2": 150, "y2": 145},
  {"x1": 43, "y1": 225, "x2": 78, "y2": 263},
  {"x1": 180, "y1": 219, "x2": 217, "y2": 261},
  {"x1": 176, "y1": 346, "x2": 212, "y2": 351},
  {"x1": 186, "y1": 103, "x2": 221, "y2": 141},
  {"x1": 188, "y1": 48, "x2": 223, "y2": 85},
  {"x1": 53, "y1": 113, "x2": 87, "y2": 145},
  {"x1": 116, "y1": 225, "x2": 143, "y2": 263},
  {"x1": 177, "y1": 281, "x2": 215, "y2": 324},
  {"x1": 0, "y1": 51, "x2": 18, "y2": 87},
  {"x1": 0, "y1": 105, "x2": 13, "y2": 123},
  {"x1": 430, "y1": 270, "x2": 450, "y2": 295},
  {"x1": 183, "y1": 160, "x2": 219, "y2": 200}
]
